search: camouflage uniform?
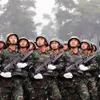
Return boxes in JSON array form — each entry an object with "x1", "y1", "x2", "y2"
[
  {"x1": 47, "y1": 50, "x2": 66, "y2": 100},
  {"x1": 0, "y1": 48, "x2": 24, "y2": 100},
  {"x1": 64, "y1": 50, "x2": 90, "y2": 100},
  {"x1": 28, "y1": 50, "x2": 50, "y2": 100},
  {"x1": 55, "y1": 51, "x2": 76, "y2": 100},
  {"x1": 82, "y1": 53, "x2": 99, "y2": 100},
  {"x1": 22, "y1": 51, "x2": 35, "y2": 100},
  {"x1": 29, "y1": 49, "x2": 63, "y2": 100}
]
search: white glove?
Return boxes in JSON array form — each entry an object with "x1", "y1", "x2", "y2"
[
  {"x1": 98, "y1": 74, "x2": 100, "y2": 78},
  {"x1": 47, "y1": 64, "x2": 56, "y2": 70},
  {"x1": 0, "y1": 72, "x2": 12, "y2": 78},
  {"x1": 63, "y1": 72, "x2": 73, "y2": 79},
  {"x1": 17, "y1": 62, "x2": 27, "y2": 68},
  {"x1": 79, "y1": 64, "x2": 90, "y2": 71},
  {"x1": 34, "y1": 73, "x2": 43, "y2": 79}
]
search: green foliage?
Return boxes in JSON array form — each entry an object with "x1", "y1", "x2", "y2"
[{"x1": 0, "y1": 0, "x2": 36, "y2": 39}]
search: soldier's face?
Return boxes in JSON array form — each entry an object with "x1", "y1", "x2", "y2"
[
  {"x1": 81, "y1": 43, "x2": 88, "y2": 50},
  {"x1": 63, "y1": 44, "x2": 68, "y2": 50},
  {"x1": 19, "y1": 40, "x2": 28, "y2": 47},
  {"x1": 29, "y1": 43, "x2": 35, "y2": 50},
  {"x1": 37, "y1": 38, "x2": 45, "y2": 47},
  {"x1": 0, "y1": 42, "x2": 4, "y2": 49},
  {"x1": 70, "y1": 39, "x2": 79, "y2": 47},
  {"x1": 9, "y1": 35, "x2": 17, "y2": 44},
  {"x1": 51, "y1": 41, "x2": 59, "y2": 50}
]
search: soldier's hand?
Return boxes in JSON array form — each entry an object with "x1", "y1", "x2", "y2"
[
  {"x1": 98, "y1": 74, "x2": 100, "y2": 78},
  {"x1": 34, "y1": 73, "x2": 43, "y2": 79},
  {"x1": 0, "y1": 72, "x2": 12, "y2": 78},
  {"x1": 17, "y1": 62, "x2": 27, "y2": 68},
  {"x1": 63, "y1": 72, "x2": 73, "y2": 79},
  {"x1": 79, "y1": 64, "x2": 90, "y2": 71},
  {"x1": 47, "y1": 64, "x2": 56, "y2": 70}
]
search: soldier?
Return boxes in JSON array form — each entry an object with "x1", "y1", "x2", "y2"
[
  {"x1": 28, "y1": 35, "x2": 50, "y2": 100},
  {"x1": 18, "y1": 37, "x2": 35, "y2": 100},
  {"x1": 64, "y1": 36, "x2": 91, "y2": 100},
  {"x1": 63, "y1": 41, "x2": 69, "y2": 51},
  {"x1": 0, "y1": 33, "x2": 24, "y2": 100},
  {"x1": 80, "y1": 40, "x2": 99, "y2": 100},
  {"x1": 18, "y1": 37, "x2": 30, "y2": 53},
  {"x1": 48, "y1": 38, "x2": 65, "y2": 100},
  {"x1": 81, "y1": 40, "x2": 90, "y2": 55},
  {"x1": 29, "y1": 40, "x2": 36, "y2": 52},
  {"x1": 91, "y1": 43, "x2": 97, "y2": 55}
]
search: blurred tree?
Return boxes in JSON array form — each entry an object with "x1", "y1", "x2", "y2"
[
  {"x1": 0, "y1": 0, "x2": 36, "y2": 39},
  {"x1": 54, "y1": 0, "x2": 100, "y2": 42},
  {"x1": 42, "y1": 13, "x2": 57, "y2": 39}
]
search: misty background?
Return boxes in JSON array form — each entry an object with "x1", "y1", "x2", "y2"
[{"x1": 0, "y1": 0, "x2": 100, "y2": 47}]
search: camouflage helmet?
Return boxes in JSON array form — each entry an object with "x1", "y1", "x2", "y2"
[
  {"x1": 63, "y1": 41, "x2": 68, "y2": 45},
  {"x1": 81, "y1": 39, "x2": 90, "y2": 47},
  {"x1": 68, "y1": 36, "x2": 80, "y2": 48},
  {"x1": 50, "y1": 38, "x2": 63, "y2": 48},
  {"x1": 6, "y1": 33, "x2": 19, "y2": 46},
  {"x1": 18, "y1": 37, "x2": 30, "y2": 49},
  {"x1": 36, "y1": 35, "x2": 48, "y2": 47},
  {"x1": 29, "y1": 40, "x2": 36, "y2": 50},
  {"x1": 91, "y1": 42, "x2": 97, "y2": 52}
]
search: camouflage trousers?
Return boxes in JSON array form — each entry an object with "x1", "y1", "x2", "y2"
[
  {"x1": 87, "y1": 77, "x2": 98, "y2": 100},
  {"x1": 77, "y1": 77, "x2": 98, "y2": 100},
  {"x1": 30, "y1": 79, "x2": 48, "y2": 100},
  {"x1": 11, "y1": 78, "x2": 24, "y2": 100},
  {"x1": 97, "y1": 78, "x2": 100, "y2": 100},
  {"x1": 76, "y1": 80, "x2": 90, "y2": 100},
  {"x1": 47, "y1": 77, "x2": 62, "y2": 100},
  {"x1": 0, "y1": 78, "x2": 12, "y2": 100},
  {"x1": 0, "y1": 87, "x2": 11, "y2": 100},
  {"x1": 0, "y1": 78, "x2": 24, "y2": 100},
  {"x1": 58, "y1": 78, "x2": 79, "y2": 100},
  {"x1": 23, "y1": 78, "x2": 35, "y2": 100},
  {"x1": 30, "y1": 76, "x2": 62, "y2": 100}
]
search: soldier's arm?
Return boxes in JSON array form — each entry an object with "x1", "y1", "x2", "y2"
[{"x1": 85, "y1": 57, "x2": 99, "y2": 71}]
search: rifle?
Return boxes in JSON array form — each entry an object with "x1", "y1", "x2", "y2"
[
  {"x1": 34, "y1": 52, "x2": 63, "y2": 74},
  {"x1": 3, "y1": 51, "x2": 33, "y2": 72},
  {"x1": 65, "y1": 53, "x2": 97, "y2": 74}
]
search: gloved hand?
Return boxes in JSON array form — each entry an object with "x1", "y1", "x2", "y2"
[
  {"x1": 47, "y1": 64, "x2": 56, "y2": 70},
  {"x1": 34, "y1": 73, "x2": 43, "y2": 79},
  {"x1": 17, "y1": 62, "x2": 27, "y2": 68},
  {"x1": 79, "y1": 64, "x2": 90, "y2": 71},
  {"x1": 98, "y1": 74, "x2": 100, "y2": 78},
  {"x1": 63, "y1": 72, "x2": 73, "y2": 79},
  {"x1": 0, "y1": 72, "x2": 12, "y2": 78}
]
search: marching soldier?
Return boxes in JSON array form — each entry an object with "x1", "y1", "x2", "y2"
[
  {"x1": 80, "y1": 40, "x2": 99, "y2": 100},
  {"x1": 48, "y1": 38, "x2": 66, "y2": 100},
  {"x1": 0, "y1": 33, "x2": 24, "y2": 100},
  {"x1": 18, "y1": 37, "x2": 35, "y2": 100},
  {"x1": 64, "y1": 36, "x2": 90, "y2": 100},
  {"x1": 63, "y1": 41, "x2": 69, "y2": 51},
  {"x1": 28, "y1": 35, "x2": 50, "y2": 100},
  {"x1": 29, "y1": 40, "x2": 36, "y2": 52}
]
